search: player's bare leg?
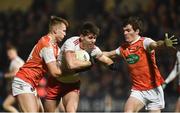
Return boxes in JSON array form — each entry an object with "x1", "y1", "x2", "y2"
[
  {"x1": 124, "y1": 96, "x2": 144, "y2": 112},
  {"x1": 62, "y1": 91, "x2": 79, "y2": 113},
  {"x1": 55, "y1": 98, "x2": 65, "y2": 112},
  {"x1": 16, "y1": 93, "x2": 40, "y2": 112},
  {"x1": 44, "y1": 99, "x2": 58, "y2": 112},
  {"x1": 3, "y1": 94, "x2": 18, "y2": 113},
  {"x1": 149, "y1": 109, "x2": 161, "y2": 113},
  {"x1": 37, "y1": 97, "x2": 44, "y2": 112}
]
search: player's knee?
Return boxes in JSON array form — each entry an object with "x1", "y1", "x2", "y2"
[
  {"x1": 124, "y1": 108, "x2": 134, "y2": 113},
  {"x1": 19, "y1": 104, "x2": 39, "y2": 112},
  {"x1": 2, "y1": 101, "x2": 9, "y2": 110},
  {"x1": 124, "y1": 108, "x2": 133, "y2": 113},
  {"x1": 124, "y1": 105, "x2": 135, "y2": 113},
  {"x1": 65, "y1": 103, "x2": 77, "y2": 112}
]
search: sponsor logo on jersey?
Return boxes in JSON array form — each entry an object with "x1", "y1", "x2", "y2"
[{"x1": 126, "y1": 54, "x2": 139, "y2": 64}]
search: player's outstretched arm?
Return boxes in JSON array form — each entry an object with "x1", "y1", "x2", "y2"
[
  {"x1": 103, "y1": 50, "x2": 117, "y2": 58},
  {"x1": 4, "y1": 67, "x2": 19, "y2": 78},
  {"x1": 95, "y1": 54, "x2": 121, "y2": 71},
  {"x1": 96, "y1": 54, "x2": 114, "y2": 66},
  {"x1": 149, "y1": 33, "x2": 178, "y2": 50}
]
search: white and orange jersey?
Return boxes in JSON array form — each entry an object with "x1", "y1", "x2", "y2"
[
  {"x1": 16, "y1": 35, "x2": 60, "y2": 87},
  {"x1": 116, "y1": 37, "x2": 164, "y2": 90},
  {"x1": 57, "y1": 36, "x2": 102, "y2": 83}
]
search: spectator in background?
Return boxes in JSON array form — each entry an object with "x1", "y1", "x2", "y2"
[
  {"x1": 103, "y1": 16, "x2": 178, "y2": 112},
  {"x1": 3, "y1": 46, "x2": 24, "y2": 112},
  {"x1": 104, "y1": 93, "x2": 113, "y2": 112},
  {"x1": 162, "y1": 50, "x2": 180, "y2": 112},
  {"x1": 11, "y1": 16, "x2": 68, "y2": 112}
]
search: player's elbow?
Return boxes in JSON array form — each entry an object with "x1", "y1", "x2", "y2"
[{"x1": 51, "y1": 73, "x2": 62, "y2": 78}]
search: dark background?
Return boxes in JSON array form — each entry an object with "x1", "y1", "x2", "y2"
[{"x1": 0, "y1": 0, "x2": 180, "y2": 112}]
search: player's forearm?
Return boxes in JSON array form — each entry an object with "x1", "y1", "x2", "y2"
[
  {"x1": 4, "y1": 71, "x2": 17, "y2": 78},
  {"x1": 156, "y1": 40, "x2": 165, "y2": 47},
  {"x1": 4, "y1": 73, "x2": 14, "y2": 78},
  {"x1": 103, "y1": 50, "x2": 117, "y2": 58},
  {"x1": 98, "y1": 55, "x2": 114, "y2": 66},
  {"x1": 50, "y1": 68, "x2": 62, "y2": 78},
  {"x1": 103, "y1": 52, "x2": 111, "y2": 57},
  {"x1": 149, "y1": 40, "x2": 165, "y2": 50},
  {"x1": 66, "y1": 60, "x2": 92, "y2": 70},
  {"x1": 47, "y1": 61, "x2": 62, "y2": 77}
]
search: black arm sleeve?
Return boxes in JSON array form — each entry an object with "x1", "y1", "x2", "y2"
[{"x1": 108, "y1": 62, "x2": 121, "y2": 71}]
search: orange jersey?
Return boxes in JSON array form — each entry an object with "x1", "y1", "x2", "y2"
[
  {"x1": 119, "y1": 38, "x2": 164, "y2": 90},
  {"x1": 16, "y1": 35, "x2": 60, "y2": 87}
]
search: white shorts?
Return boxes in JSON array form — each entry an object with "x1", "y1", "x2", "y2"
[
  {"x1": 12, "y1": 77, "x2": 37, "y2": 96},
  {"x1": 130, "y1": 86, "x2": 165, "y2": 110}
]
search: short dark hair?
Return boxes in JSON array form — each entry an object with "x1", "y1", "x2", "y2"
[
  {"x1": 49, "y1": 16, "x2": 69, "y2": 31},
  {"x1": 80, "y1": 21, "x2": 100, "y2": 36},
  {"x1": 7, "y1": 45, "x2": 17, "y2": 51},
  {"x1": 123, "y1": 16, "x2": 143, "y2": 34}
]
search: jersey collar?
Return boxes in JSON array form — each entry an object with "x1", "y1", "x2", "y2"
[{"x1": 130, "y1": 36, "x2": 141, "y2": 45}]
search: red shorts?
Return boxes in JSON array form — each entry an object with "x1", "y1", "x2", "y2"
[{"x1": 45, "y1": 76, "x2": 80, "y2": 100}]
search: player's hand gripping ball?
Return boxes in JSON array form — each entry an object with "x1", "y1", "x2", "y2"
[{"x1": 75, "y1": 50, "x2": 90, "y2": 61}]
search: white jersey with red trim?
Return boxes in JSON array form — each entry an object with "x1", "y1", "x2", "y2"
[{"x1": 57, "y1": 36, "x2": 102, "y2": 83}]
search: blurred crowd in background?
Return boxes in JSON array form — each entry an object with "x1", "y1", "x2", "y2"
[{"x1": 0, "y1": 0, "x2": 180, "y2": 112}]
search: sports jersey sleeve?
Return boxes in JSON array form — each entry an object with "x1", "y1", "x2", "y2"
[
  {"x1": 40, "y1": 46, "x2": 56, "y2": 63},
  {"x1": 9, "y1": 57, "x2": 24, "y2": 72},
  {"x1": 10, "y1": 61, "x2": 22, "y2": 71},
  {"x1": 63, "y1": 39, "x2": 75, "y2": 51},
  {"x1": 90, "y1": 46, "x2": 103, "y2": 58},
  {"x1": 115, "y1": 47, "x2": 121, "y2": 55},
  {"x1": 143, "y1": 37, "x2": 155, "y2": 50}
]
